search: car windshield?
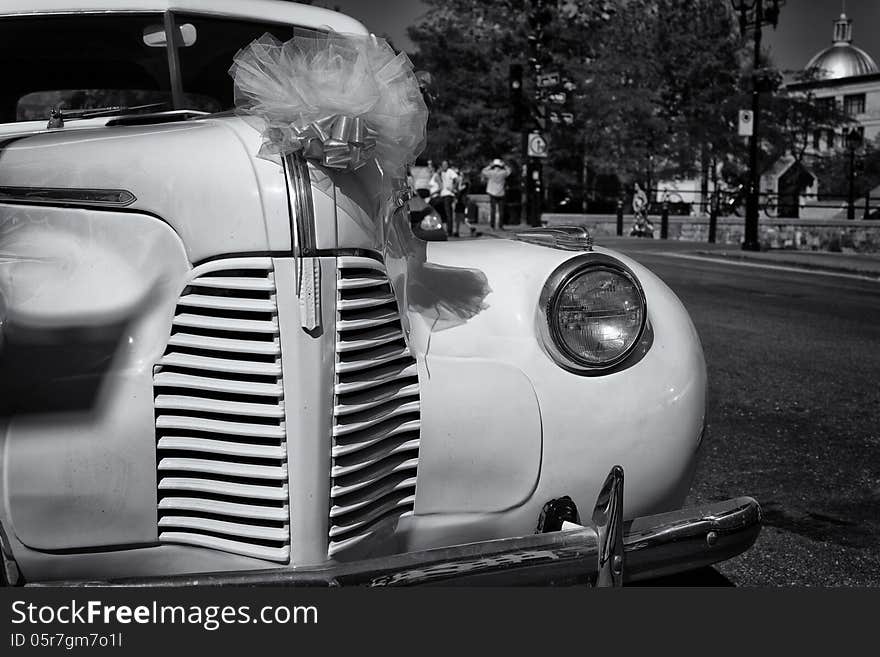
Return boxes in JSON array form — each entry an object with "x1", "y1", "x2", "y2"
[{"x1": 0, "y1": 13, "x2": 295, "y2": 123}]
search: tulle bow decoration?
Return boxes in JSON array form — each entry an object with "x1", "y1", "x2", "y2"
[{"x1": 229, "y1": 31, "x2": 428, "y2": 183}]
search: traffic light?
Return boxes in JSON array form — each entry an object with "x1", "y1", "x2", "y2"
[
  {"x1": 528, "y1": 0, "x2": 553, "y2": 31},
  {"x1": 765, "y1": 0, "x2": 781, "y2": 28},
  {"x1": 509, "y1": 63, "x2": 523, "y2": 131}
]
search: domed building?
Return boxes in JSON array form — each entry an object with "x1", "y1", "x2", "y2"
[
  {"x1": 788, "y1": 12, "x2": 880, "y2": 149},
  {"x1": 806, "y1": 13, "x2": 878, "y2": 81},
  {"x1": 759, "y1": 12, "x2": 880, "y2": 218}
]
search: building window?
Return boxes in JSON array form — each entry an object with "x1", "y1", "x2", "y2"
[
  {"x1": 813, "y1": 130, "x2": 822, "y2": 150},
  {"x1": 843, "y1": 93, "x2": 866, "y2": 116},
  {"x1": 825, "y1": 130, "x2": 836, "y2": 149},
  {"x1": 815, "y1": 96, "x2": 837, "y2": 114}
]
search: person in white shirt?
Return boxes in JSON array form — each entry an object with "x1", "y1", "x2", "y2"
[
  {"x1": 481, "y1": 158, "x2": 512, "y2": 229},
  {"x1": 427, "y1": 160, "x2": 441, "y2": 198},
  {"x1": 409, "y1": 160, "x2": 436, "y2": 199},
  {"x1": 439, "y1": 160, "x2": 461, "y2": 236}
]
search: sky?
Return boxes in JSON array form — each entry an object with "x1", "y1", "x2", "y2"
[
  {"x1": 763, "y1": 0, "x2": 880, "y2": 72},
  {"x1": 324, "y1": 0, "x2": 427, "y2": 51},
  {"x1": 325, "y1": 0, "x2": 880, "y2": 72}
]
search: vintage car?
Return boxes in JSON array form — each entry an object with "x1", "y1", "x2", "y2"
[{"x1": 0, "y1": 0, "x2": 760, "y2": 587}]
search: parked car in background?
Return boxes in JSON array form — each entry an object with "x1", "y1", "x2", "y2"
[{"x1": 0, "y1": 0, "x2": 760, "y2": 587}]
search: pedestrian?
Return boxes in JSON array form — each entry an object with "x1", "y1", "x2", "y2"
[
  {"x1": 409, "y1": 161, "x2": 430, "y2": 199},
  {"x1": 427, "y1": 160, "x2": 444, "y2": 220},
  {"x1": 439, "y1": 160, "x2": 461, "y2": 237},
  {"x1": 427, "y1": 160, "x2": 441, "y2": 199},
  {"x1": 481, "y1": 158, "x2": 511, "y2": 229},
  {"x1": 455, "y1": 167, "x2": 475, "y2": 236},
  {"x1": 630, "y1": 182, "x2": 654, "y2": 238}
]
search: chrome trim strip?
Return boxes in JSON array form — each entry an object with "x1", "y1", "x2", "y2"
[
  {"x1": 39, "y1": 495, "x2": 761, "y2": 587},
  {"x1": 283, "y1": 154, "x2": 317, "y2": 256},
  {"x1": 0, "y1": 186, "x2": 136, "y2": 208},
  {"x1": 298, "y1": 257, "x2": 322, "y2": 331}
]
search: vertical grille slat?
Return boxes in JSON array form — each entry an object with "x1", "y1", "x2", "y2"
[
  {"x1": 154, "y1": 258, "x2": 290, "y2": 563},
  {"x1": 329, "y1": 257, "x2": 421, "y2": 558}
]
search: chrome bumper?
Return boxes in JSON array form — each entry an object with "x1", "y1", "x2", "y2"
[{"x1": 35, "y1": 467, "x2": 761, "y2": 587}]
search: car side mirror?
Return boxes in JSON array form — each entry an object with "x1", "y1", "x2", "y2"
[{"x1": 142, "y1": 23, "x2": 197, "y2": 48}]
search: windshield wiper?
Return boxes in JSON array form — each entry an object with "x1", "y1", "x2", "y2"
[{"x1": 59, "y1": 102, "x2": 169, "y2": 120}]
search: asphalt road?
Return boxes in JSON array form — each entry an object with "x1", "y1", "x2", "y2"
[{"x1": 596, "y1": 237, "x2": 880, "y2": 587}]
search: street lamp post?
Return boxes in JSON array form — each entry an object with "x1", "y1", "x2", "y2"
[
  {"x1": 524, "y1": 0, "x2": 551, "y2": 227},
  {"x1": 846, "y1": 128, "x2": 861, "y2": 220},
  {"x1": 731, "y1": 0, "x2": 781, "y2": 251}
]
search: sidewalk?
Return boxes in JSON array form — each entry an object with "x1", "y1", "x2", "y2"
[{"x1": 465, "y1": 223, "x2": 880, "y2": 279}]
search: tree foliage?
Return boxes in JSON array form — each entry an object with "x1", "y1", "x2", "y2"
[
  {"x1": 762, "y1": 69, "x2": 853, "y2": 168},
  {"x1": 811, "y1": 136, "x2": 880, "y2": 200},
  {"x1": 407, "y1": 0, "x2": 852, "y2": 202},
  {"x1": 408, "y1": 1, "x2": 741, "y2": 188}
]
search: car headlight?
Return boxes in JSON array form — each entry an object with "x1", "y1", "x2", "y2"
[
  {"x1": 538, "y1": 254, "x2": 647, "y2": 373},
  {"x1": 420, "y1": 212, "x2": 443, "y2": 231}
]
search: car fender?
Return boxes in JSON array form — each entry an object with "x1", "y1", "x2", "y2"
[{"x1": 398, "y1": 238, "x2": 706, "y2": 550}]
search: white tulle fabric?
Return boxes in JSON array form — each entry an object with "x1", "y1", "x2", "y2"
[{"x1": 229, "y1": 30, "x2": 428, "y2": 182}]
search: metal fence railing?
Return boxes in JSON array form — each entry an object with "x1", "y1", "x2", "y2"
[{"x1": 601, "y1": 188, "x2": 880, "y2": 243}]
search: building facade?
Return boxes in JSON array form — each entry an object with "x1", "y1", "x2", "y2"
[{"x1": 788, "y1": 12, "x2": 880, "y2": 149}]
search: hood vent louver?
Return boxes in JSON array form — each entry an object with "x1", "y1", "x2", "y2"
[
  {"x1": 329, "y1": 256, "x2": 421, "y2": 558},
  {"x1": 153, "y1": 257, "x2": 290, "y2": 563}
]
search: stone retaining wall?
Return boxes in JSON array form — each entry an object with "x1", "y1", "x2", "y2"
[{"x1": 540, "y1": 213, "x2": 880, "y2": 253}]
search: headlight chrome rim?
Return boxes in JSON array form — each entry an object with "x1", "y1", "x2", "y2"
[{"x1": 538, "y1": 254, "x2": 647, "y2": 373}]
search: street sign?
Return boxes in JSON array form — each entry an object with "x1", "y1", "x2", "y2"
[
  {"x1": 534, "y1": 103, "x2": 547, "y2": 130},
  {"x1": 528, "y1": 131, "x2": 548, "y2": 158},
  {"x1": 548, "y1": 92, "x2": 567, "y2": 104},
  {"x1": 537, "y1": 72, "x2": 560, "y2": 88},
  {"x1": 738, "y1": 109, "x2": 754, "y2": 137}
]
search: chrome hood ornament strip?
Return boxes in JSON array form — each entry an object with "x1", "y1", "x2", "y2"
[
  {"x1": 514, "y1": 225, "x2": 593, "y2": 251},
  {"x1": 0, "y1": 186, "x2": 136, "y2": 208}
]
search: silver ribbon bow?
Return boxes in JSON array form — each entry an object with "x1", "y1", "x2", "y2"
[{"x1": 290, "y1": 114, "x2": 378, "y2": 170}]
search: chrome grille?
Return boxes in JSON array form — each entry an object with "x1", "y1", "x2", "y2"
[
  {"x1": 154, "y1": 257, "x2": 290, "y2": 563},
  {"x1": 330, "y1": 256, "x2": 420, "y2": 557}
]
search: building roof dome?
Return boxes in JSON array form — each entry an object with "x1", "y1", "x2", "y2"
[{"x1": 806, "y1": 13, "x2": 878, "y2": 80}]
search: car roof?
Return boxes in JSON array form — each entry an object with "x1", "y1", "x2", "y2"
[{"x1": 0, "y1": 0, "x2": 370, "y2": 35}]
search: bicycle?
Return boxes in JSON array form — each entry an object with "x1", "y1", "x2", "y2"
[{"x1": 709, "y1": 185, "x2": 777, "y2": 218}]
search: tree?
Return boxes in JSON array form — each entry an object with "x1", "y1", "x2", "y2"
[
  {"x1": 407, "y1": 1, "x2": 518, "y2": 165},
  {"x1": 811, "y1": 135, "x2": 880, "y2": 201},
  {"x1": 762, "y1": 69, "x2": 852, "y2": 167},
  {"x1": 407, "y1": 0, "x2": 836, "y2": 209},
  {"x1": 407, "y1": 0, "x2": 614, "y2": 193},
  {"x1": 568, "y1": 0, "x2": 744, "y2": 209}
]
